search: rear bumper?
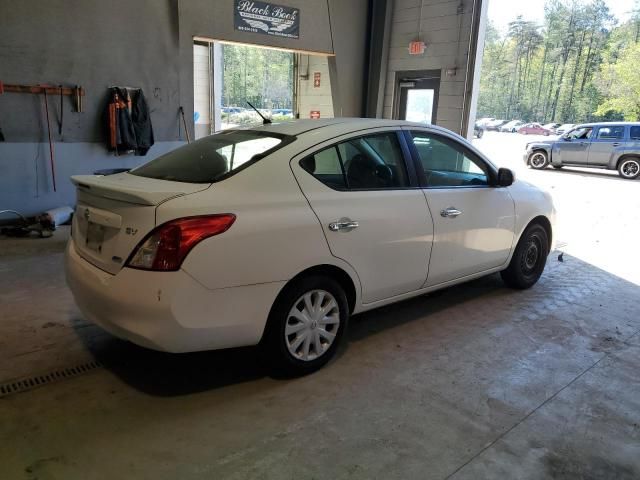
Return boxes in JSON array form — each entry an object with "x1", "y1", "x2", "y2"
[{"x1": 64, "y1": 241, "x2": 285, "y2": 352}]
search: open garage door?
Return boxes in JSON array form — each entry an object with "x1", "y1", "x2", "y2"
[{"x1": 193, "y1": 38, "x2": 336, "y2": 138}]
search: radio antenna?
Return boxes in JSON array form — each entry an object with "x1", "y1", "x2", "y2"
[{"x1": 247, "y1": 101, "x2": 272, "y2": 124}]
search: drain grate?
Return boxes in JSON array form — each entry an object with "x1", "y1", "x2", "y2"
[{"x1": 0, "y1": 361, "x2": 103, "y2": 398}]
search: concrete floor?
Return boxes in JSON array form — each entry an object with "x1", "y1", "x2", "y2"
[{"x1": 1, "y1": 132, "x2": 639, "y2": 479}]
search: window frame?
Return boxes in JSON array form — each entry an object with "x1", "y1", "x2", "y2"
[
  {"x1": 298, "y1": 130, "x2": 420, "y2": 191},
  {"x1": 404, "y1": 129, "x2": 499, "y2": 189}
]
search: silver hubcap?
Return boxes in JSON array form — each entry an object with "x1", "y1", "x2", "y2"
[
  {"x1": 285, "y1": 290, "x2": 340, "y2": 362},
  {"x1": 530, "y1": 153, "x2": 546, "y2": 168},
  {"x1": 621, "y1": 160, "x2": 639, "y2": 177}
]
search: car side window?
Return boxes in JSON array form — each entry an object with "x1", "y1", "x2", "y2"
[
  {"x1": 596, "y1": 126, "x2": 625, "y2": 140},
  {"x1": 566, "y1": 127, "x2": 592, "y2": 140},
  {"x1": 630, "y1": 126, "x2": 640, "y2": 140},
  {"x1": 300, "y1": 132, "x2": 410, "y2": 190},
  {"x1": 340, "y1": 133, "x2": 409, "y2": 189},
  {"x1": 411, "y1": 131, "x2": 489, "y2": 188},
  {"x1": 300, "y1": 147, "x2": 347, "y2": 190}
]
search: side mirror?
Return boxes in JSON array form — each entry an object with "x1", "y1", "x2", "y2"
[{"x1": 497, "y1": 167, "x2": 515, "y2": 187}]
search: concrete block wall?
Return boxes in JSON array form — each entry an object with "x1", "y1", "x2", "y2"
[
  {"x1": 1, "y1": 0, "x2": 369, "y2": 215},
  {"x1": 383, "y1": 0, "x2": 474, "y2": 134},
  {"x1": 297, "y1": 55, "x2": 335, "y2": 120}
]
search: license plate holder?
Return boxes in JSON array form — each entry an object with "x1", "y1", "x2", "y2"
[{"x1": 86, "y1": 222, "x2": 105, "y2": 253}]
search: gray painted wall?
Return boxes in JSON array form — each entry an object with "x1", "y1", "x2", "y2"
[
  {"x1": 382, "y1": 0, "x2": 477, "y2": 135},
  {"x1": 1, "y1": 0, "x2": 369, "y2": 215}
]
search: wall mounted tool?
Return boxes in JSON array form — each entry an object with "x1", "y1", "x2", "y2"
[
  {"x1": 179, "y1": 106, "x2": 191, "y2": 143},
  {"x1": 42, "y1": 88, "x2": 57, "y2": 192},
  {"x1": 0, "y1": 82, "x2": 85, "y2": 112}
]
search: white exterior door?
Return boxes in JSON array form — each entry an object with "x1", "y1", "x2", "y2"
[
  {"x1": 291, "y1": 130, "x2": 433, "y2": 304},
  {"x1": 407, "y1": 129, "x2": 515, "y2": 286}
]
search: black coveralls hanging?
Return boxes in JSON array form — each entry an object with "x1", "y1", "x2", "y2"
[{"x1": 106, "y1": 87, "x2": 154, "y2": 156}]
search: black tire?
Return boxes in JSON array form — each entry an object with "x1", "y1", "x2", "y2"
[
  {"x1": 476, "y1": 129, "x2": 484, "y2": 139},
  {"x1": 263, "y1": 275, "x2": 349, "y2": 375},
  {"x1": 618, "y1": 157, "x2": 640, "y2": 180},
  {"x1": 501, "y1": 223, "x2": 549, "y2": 289},
  {"x1": 528, "y1": 150, "x2": 549, "y2": 169}
]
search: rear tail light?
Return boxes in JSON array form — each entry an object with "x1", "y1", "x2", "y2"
[{"x1": 126, "y1": 214, "x2": 236, "y2": 271}]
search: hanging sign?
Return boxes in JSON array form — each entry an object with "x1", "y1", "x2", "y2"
[
  {"x1": 313, "y1": 72, "x2": 321, "y2": 88},
  {"x1": 409, "y1": 41, "x2": 426, "y2": 55},
  {"x1": 310, "y1": 110, "x2": 321, "y2": 119},
  {"x1": 234, "y1": 0, "x2": 300, "y2": 39}
]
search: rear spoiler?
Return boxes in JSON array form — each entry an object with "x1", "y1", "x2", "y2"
[{"x1": 70, "y1": 175, "x2": 196, "y2": 206}]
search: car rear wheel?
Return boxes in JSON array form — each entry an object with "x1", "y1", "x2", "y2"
[
  {"x1": 529, "y1": 151, "x2": 549, "y2": 169},
  {"x1": 501, "y1": 223, "x2": 549, "y2": 289},
  {"x1": 264, "y1": 275, "x2": 348, "y2": 375},
  {"x1": 618, "y1": 158, "x2": 640, "y2": 180}
]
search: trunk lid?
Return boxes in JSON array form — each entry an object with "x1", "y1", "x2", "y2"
[{"x1": 70, "y1": 173, "x2": 210, "y2": 274}]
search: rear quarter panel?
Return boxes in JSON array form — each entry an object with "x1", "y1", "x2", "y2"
[{"x1": 156, "y1": 144, "x2": 361, "y2": 297}]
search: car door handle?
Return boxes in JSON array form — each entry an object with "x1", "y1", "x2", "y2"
[
  {"x1": 440, "y1": 207, "x2": 462, "y2": 218},
  {"x1": 612, "y1": 142, "x2": 621, "y2": 146},
  {"x1": 328, "y1": 220, "x2": 359, "y2": 231}
]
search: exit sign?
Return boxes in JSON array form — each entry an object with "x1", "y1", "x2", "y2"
[{"x1": 409, "y1": 41, "x2": 426, "y2": 55}]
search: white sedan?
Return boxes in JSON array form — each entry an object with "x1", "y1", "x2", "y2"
[{"x1": 65, "y1": 119, "x2": 555, "y2": 374}]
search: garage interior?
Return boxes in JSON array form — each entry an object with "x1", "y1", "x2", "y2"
[{"x1": 1, "y1": 0, "x2": 639, "y2": 479}]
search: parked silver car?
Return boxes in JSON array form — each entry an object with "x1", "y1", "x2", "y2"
[
  {"x1": 500, "y1": 120, "x2": 525, "y2": 133},
  {"x1": 524, "y1": 122, "x2": 640, "y2": 179}
]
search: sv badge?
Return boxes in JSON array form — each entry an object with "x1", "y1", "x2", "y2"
[{"x1": 125, "y1": 227, "x2": 138, "y2": 236}]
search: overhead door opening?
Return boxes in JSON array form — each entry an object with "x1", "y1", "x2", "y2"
[{"x1": 193, "y1": 39, "x2": 336, "y2": 139}]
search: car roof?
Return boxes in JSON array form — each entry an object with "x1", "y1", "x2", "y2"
[
  {"x1": 573, "y1": 121, "x2": 640, "y2": 128},
  {"x1": 241, "y1": 118, "x2": 457, "y2": 137}
]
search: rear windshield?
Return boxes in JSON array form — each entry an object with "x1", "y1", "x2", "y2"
[{"x1": 130, "y1": 130, "x2": 293, "y2": 183}]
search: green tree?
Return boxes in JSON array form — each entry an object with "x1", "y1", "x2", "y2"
[{"x1": 595, "y1": 42, "x2": 640, "y2": 120}]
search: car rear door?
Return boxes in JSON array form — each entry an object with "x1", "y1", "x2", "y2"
[
  {"x1": 405, "y1": 129, "x2": 515, "y2": 287},
  {"x1": 588, "y1": 125, "x2": 626, "y2": 166},
  {"x1": 291, "y1": 128, "x2": 433, "y2": 304}
]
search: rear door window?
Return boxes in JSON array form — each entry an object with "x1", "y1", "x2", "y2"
[
  {"x1": 341, "y1": 133, "x2": 409, "y2": 189},
  {"x1": 131, "y1": 130, "x2": 291, "y2": 183},
  {"x1": 300, "y1": 132, "x2": 410, "y2": 190},
  {"x1": 300, "y1": 147, "x2": 347, "y2": 190},
  {"x1": 596, "y1": 126, "x2": 625, "y2": 140},
  {"x1": 630, "y1": 126, "x2": 640, "y2": 140}
]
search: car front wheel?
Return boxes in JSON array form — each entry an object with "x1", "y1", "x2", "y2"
[
  {"x1": 618, "y1": 158, "x2": 640, "y2": 180},
  {"x1": 501, "y1": 223, "x2": 549, "y2": 289},
  {"x1": 264, "y1": 275, "x2": 349, "y2": 375},
  {"x1": 528, "y1": 151, "x2": 549, "y2": 169}
]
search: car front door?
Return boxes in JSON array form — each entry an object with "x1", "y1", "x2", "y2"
[
  {"x1": 588, "y1": 125, "x2": 626, "y2": 166},
  {"x1": 291, "y1": 129, "x2": 433, "y2": 304},
  {"x1": 557, "y1": 126, "x2": 593, "y2": 165},
  {"x1": 406, "y1": 129, "x2": 515, "y2": 287}
]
